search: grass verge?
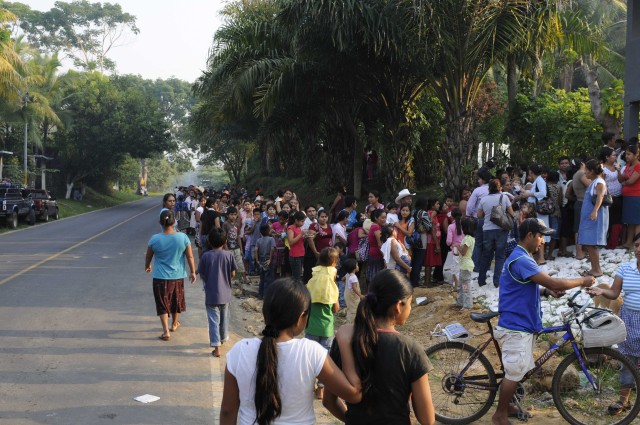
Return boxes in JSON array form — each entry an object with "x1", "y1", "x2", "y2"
[{"x1": 0, "y1": 187, "x2": 142, "y2": 234}]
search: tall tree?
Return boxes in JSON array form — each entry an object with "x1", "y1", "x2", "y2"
[{"x1": 5, "y1": 0, "x2": 139, "y2": 72}]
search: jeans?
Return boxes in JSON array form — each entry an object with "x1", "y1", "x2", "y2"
[
  {"x1": 305, "y1": 334, "x2": 334, "y2": 388},
  {"x1": 472, "y1": 218, "x2": 484, "y2": 270},
  {"x1": 258, "y1": 258, "x2": 274, "y2": 298},
  {"x1": 410, "y1": 248, "x2": 426, "y2": 287},
  {"x1": 244, "y1": 247, "x2": 255, "y2": 275},
  {"x1": 206, "y1": 304, "x2": 229, "y2": 347},
  {"x1": 620, "y1": 354, "x2": 640, "y2": 388},
  {"x1": 290, "y1": 256, "x2": 304, "y2": 281},
  {"x1": 477, "y1": 228, "x2": 508, "y2": 287}
]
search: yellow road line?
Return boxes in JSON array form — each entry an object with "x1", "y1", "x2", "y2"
[{"x1": 0, "y1": 205, "x2": 157, "y2": 286}]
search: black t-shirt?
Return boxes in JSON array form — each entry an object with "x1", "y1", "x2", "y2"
[
  {"x1": 329, "y1": 331, "x2": 433, "y2": 425},
  {"x1": 200, "y1": 209, "x2": 219, "y2": 237}
]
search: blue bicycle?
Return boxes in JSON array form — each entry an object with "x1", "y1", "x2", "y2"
[{"x1": 426, "y1": 291, "x2": 640, "y2": 425}]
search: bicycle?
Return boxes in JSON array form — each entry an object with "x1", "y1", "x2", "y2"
[{"x1": 425, "y1": 291, "x2": 640, "y2": 425}]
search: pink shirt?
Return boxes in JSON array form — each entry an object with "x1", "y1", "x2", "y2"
[
  {"x1": 446, "y1": 221, "x2": 464, "y2": 247},
  {"x1": 368, "y1": 224, "x2": 383, "y2": 259}
]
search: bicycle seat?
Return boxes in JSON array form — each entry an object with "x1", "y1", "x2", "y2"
[{"x1": 470, "y1": 311, "x2": 500, "y2": 323}]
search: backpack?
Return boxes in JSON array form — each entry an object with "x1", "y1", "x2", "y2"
[
  {"x1": 414, "y1": 209, "x2": 433, "y2": 233},
  {"x1": 405, "y1": 230, "x2": 423, "y2": 249}
]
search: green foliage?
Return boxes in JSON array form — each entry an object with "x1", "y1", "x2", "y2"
[
  {"x1": 600, "y1": 79, "x2": 624, "y2": 119},
  {"x1": 51, "y1": 71, "x2": 172, "y2": 188},
  {"x1": 5, "y1": 0, "x2": 139, "y2": 72},
  {"x1": 146, "y1": 157, "x2": 178, "y2": 192},
  {"x1": 113, "y1": 154, "x2": 140, "y2": 191},
  {"x1": 507, "y1": 87, "x2": 601, "y2": 165}
]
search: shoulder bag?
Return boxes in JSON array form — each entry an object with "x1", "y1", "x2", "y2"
[
  {"x1": 534, "y1": 182, "x2": 555, "y2": 215},
  {"x1": 490, "y1": 194, "x2": 514, "y2": 231}
]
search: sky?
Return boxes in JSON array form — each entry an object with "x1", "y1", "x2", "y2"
[{"x1": 25, "y1": 0, "x2": 226, "y2": 83}]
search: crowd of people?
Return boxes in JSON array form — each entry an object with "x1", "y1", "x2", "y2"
[{"x1": 142, "y1": 131, "x2": 640, "y2": 424}]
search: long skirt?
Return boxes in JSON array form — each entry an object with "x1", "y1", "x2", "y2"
[{"x1": 152, "y1": 278, "x2": 186, "y2": 315}]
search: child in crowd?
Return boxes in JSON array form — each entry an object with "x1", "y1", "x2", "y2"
[
  {"x1": 334, "y1": 241, "x2": 347, "y2": 309},
  {"x1": 271, "y1": 210, "x2": 288, "y2": 278},
  {"x1": 456, "y1": 217, "x2": 477, "y2": 310},
  {"x1": 243, "y1": 208, "x2": 259, "y2": 276},
  {"x1": 386, "y1": 202, "x2": 399, "y2": 225},
  {"x1": 305, "y1": 247, "x2": 340, "y2": 399},
  {"x1": 424, "y1": 198, "x2": 443, "y2": 287},
  {"x1": 198, "y1": 227, "x2": 237, "y2": 357},
  {"x1": 261, "y1": 203, "x2": 277, "y2": 226},
  {"x1": 380, "y1": 226, "x2": 412, "y2": 276},
  {"x1": 254, "y1": 224, "x2": 276, "y2": 298},
  {"x1": 394, "y1": 205, "x2": 413, "y2": 253},
  {"x1": 287, "y1": 211, "x2": 307, "y2": 281},
  {"x1": 342, "y1": 259, "x2": 362, "y2": 323},
  {"x1": 222, "y1": 206, "x2": 246, "y2": 285},
  {"x1": 445, "y1": 208, "x2": 464, "y2": 286}
]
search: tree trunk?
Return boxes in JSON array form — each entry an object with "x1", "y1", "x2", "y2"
[
  {"x1": 580, "y1": 60, "x2": 603, "y2": 121},
  {"x1": 560, "y1": 64, "x2": 574, "y2": 92},
  {"x1": 65, "y1": 181, "x2": 74, "y2": 199},
  {"x1": 443, "y1": 115, "x2": 475, "y2": 201},
  {"x1": 41, "y1": 162, "x2": 46, "y2": 190},
  {"x1": 507, "y1": 54, "x2": 518, "y2": 112},
  {"x1": 580, "y1": 60, "x2": 621, "y2": 136}
]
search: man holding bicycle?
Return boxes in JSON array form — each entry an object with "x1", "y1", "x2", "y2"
[{"x1": 492, "y1": 218, "x2": 595, "y2": 425}]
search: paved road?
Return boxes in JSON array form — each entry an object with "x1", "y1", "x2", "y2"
[{"x1": 0, "y1": 197, "x2": 236, "y2": 425}]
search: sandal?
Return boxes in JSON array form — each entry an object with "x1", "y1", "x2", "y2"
[
  {"x1": 211, "y1": 348, "x2": 221, "y2": 357},
  {"x1": 608, "y1": 400, "x2": 630, "y2": 415},
  {"x1": 170, "y1": 321, "x2": 181, "y2": 332},
  {"x1": 159, "y1": 334, "x2": 170, "y2": 341}
]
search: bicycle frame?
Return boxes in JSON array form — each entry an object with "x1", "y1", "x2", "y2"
[{"x1": 456, "y1": 318, "x2": 598, "y2": 392}]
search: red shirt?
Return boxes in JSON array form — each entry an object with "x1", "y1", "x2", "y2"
[
  {"x1": 310, "y1": 223, "x2": 333, "y2": 252},
  {"x1": 623, "y1": 162, "x2": 640, "y2": 197},
  {"x1": 288, "y1": 225, "x2": 305, "y2": 258}
]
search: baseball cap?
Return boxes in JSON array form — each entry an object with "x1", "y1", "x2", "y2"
[{"x1": 519, "y1": 218, "x2": 555, "y2": 238}]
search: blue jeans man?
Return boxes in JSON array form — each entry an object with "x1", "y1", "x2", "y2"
[{"x1": 477, "y1": 228, "x2": 508, "y2": 287}]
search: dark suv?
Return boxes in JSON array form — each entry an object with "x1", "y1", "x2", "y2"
[
  {"x1": 22, "y1": 189, "x2": 59, "y2": 221},
  {"x1": 0, "y1": 184, "x2": 35, "y2": 228}
]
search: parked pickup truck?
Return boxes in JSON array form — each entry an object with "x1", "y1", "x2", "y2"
[
  {"x1": 22, "y1": 188, "x2": 59, "y2": 222},
  {"x1": 0, "y1": 184, "x2": 35, "y2": 228}
]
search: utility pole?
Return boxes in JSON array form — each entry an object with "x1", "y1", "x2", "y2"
[{"x1": 23, "y1": 93, "x2": 29, "y2": 187}]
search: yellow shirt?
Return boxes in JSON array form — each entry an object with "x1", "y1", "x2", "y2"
[{"x1": 307, "y1": 265, "x2": 339, "y2": 304}]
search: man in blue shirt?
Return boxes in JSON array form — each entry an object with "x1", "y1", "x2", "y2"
[{"x1": 492, "y1": 218, "x2": 594, "y2": 425}]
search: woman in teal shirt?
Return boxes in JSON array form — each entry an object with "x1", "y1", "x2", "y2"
[{"x1": 145, "y1": 210, "x2": 196, "y2": 341}]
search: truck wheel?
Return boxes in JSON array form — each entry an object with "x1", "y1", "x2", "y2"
[
  {"x1": 7, "y1": 211, "x2": 17, "y2": 229},
  {"x1": 27, "y1": 209, "x2": 36, "y2": 225},
  {"x1": 53, "y1": 208, "x2": 59, "y2": 220},
  {"x1": 43, "y1": 211, "x2": 49, "y2": 222}
]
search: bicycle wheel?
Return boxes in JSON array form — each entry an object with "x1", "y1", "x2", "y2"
[
  {"x1": 552, "y1": 346, "x2": 640, "y2": 425},
  {"x1": 425, "y1": 341, "x2": 497, "y2": 425}
]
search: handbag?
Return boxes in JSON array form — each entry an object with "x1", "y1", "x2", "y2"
[
  {"x1": 590, "y1": 180, "x2": 613, "y2": 207},
  {"x1": 490, "y1": 194, "x2": 514, "y2": 231},
  {"x1": 356, "y1": 236, "x2": 370, "y2": 262},
  {"x1": 534, "y1": 182, "x2": 555, "y2": 215}
]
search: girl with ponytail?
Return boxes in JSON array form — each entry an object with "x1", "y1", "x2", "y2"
[
  {"x1": 220, "y1": 278, "x2": 361, "y2": 425},
  {"x1": 323, "y1": 269, "x2": 435, "y2": 425}
]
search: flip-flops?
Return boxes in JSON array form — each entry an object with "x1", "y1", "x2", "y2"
[
  {"x1": 159, "y1": 334, "x2": 170, "y2": 341},
  {"x1": 211, "y1": 349, "x2": 221, "y2": 358},
  {"x1": 170, "y1": 321, "x2": 181, "y2": 332}
]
